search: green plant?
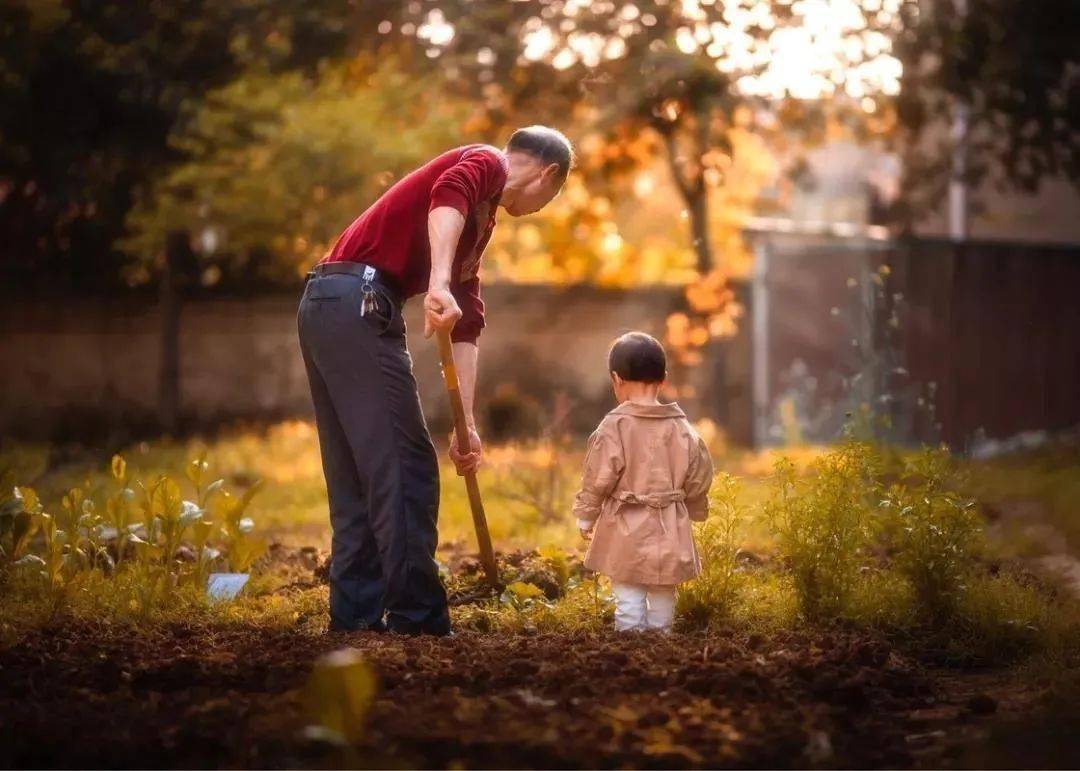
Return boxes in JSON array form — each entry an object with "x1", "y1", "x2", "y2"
[
  {"x1": 210, "y1": 480, "x2": 266, "y2": 573},
  {"x1": 764, "y1": 442, "x2": 880, "y2": 621},
  {"x1": 0, "y1": 481, "x2": 38, "y2": 566},
  {"x1": 4, "y1": 450, "x2": 264, "y2": 618},
  {"x1": 946, "y1": 570, "x2": 1051, "y2": 665},
  {"x1": 880, "y1": 447, "x2": 982, "y2": 625},
  {"x1": 677, "y1": 472, "x2": 746, "y2": 629}
]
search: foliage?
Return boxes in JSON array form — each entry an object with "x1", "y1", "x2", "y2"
[
  {"x1": 764, "y1": 441, "x2": 880, "y2": 621},
  {"x1": 432, "y1": 0, "x2": 911, "y2": 272},
  {"x1": 1, "y1": 451, "x2": 265, "y2": 618},
  {"x1": 676, "y1": 472, "x2": 746, "y2": 628},
  {"x1": 123, "y1": 56, "x2": 467, "y2": 285},
  {"x1": 880, "y1": 447, "x2": 982, "y2": 625},
  {"x1": 942, "y1": 569, "x2": 1055, "y2": 665},
  {"x1": 3, "y1": 424, "x2": 1077, "y2": 673},
  {"x1": 489, "y1": 396, "x2": 576, "y2": 523},
  {"x1": 0, "y1": 0, "x2": 364, "y2": 289},
  {"x1": 895, "y1": 0, "x2": 1079, "y2": 219}
]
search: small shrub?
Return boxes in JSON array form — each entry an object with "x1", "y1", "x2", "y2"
[
  {"x1": 880, "y1": 447, "x2": 982, "y2": 625},
  {"x1": 677, "y1": 473, "x2": 745, "y2": 629},
  {"x1": 729, "y1": 571, "x2": 799, "y2": 632},
  {"x1": 764, "y1": 442, "x2": 879, "y2": 621},
  {"x1": 847, "y1": 567, "x2": 917, "y2": 630}
]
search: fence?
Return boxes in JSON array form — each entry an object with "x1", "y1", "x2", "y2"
[{"x1": 746, "y1": 225, "x2": 1080, "y2": 450}]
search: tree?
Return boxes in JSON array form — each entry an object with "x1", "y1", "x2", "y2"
[
  {"x1": 894, "y1": 0, "x2": 1079, "y2": 219},
  {"x1": 410, "y1": 0, "x2": 910, "y2": 273},
  {"x1": 124, "y1": 55, "x2": 468, "y2": 285},
  {"x1": 0, "y1": 0, "x2": 391, "y2": 290}
]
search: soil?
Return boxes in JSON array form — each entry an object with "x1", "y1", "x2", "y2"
[{"x1": 0, "y1": 547, "x2": 1058, "y2": 770}]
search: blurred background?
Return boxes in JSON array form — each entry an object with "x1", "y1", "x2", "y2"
[{"x1": 1, "y1": 0, "x2": 1077, "y2": 452}]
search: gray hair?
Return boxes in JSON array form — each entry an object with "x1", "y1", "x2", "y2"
[{"x1": 506, "y1": 125, "x2": 575, "y2": 181}]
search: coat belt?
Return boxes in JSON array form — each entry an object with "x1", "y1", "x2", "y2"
[
  {"x1": 611, "y1": 489, "x2": 686, "y2": 534},
  {"x1": 614, "y1": 490, "x2": 686, "y2": 508}
]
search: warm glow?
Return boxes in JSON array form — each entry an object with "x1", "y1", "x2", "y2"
[{"x1": 517, "y1": 0, "x2": 906, "y2": 102}]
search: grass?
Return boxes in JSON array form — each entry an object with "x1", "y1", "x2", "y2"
[{"x1": 1, "y1": 421, "x2": 1079, "y2": 672}]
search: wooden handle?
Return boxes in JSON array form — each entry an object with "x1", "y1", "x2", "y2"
[{"x1": 436, "y1": 330, "x2": 500, "y2": 588}]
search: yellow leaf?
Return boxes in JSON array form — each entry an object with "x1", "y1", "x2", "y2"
[
  {"x1": 151, "y1": 477, "x2": 183, "y2": 520},
  {"x1": 506, "y1": 581, "x2": 545, "y2": 600},
  {"x1": 16, "y1": 486, "x2": 39, "y2": 513},
  {"x1": 111, "y1": 454, "x2": 127, "y2": 482},
  {"x1": 303, "y1": 648, "x2": 377, "y2": 745},
  {"x1": 536, "y1": 544, "x2": 564, "y2": 563}
]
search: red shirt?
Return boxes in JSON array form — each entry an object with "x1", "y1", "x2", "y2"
[{"x1": 322, "y1": 144, "x2": 508, "y2": 343}]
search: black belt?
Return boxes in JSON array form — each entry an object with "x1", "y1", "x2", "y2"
[{"x1": 307, "y1": 262, "x2": 402, "y2": 305}]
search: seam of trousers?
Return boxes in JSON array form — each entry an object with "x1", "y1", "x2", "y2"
[{"x1": 357, "y1": 319, "x2": 413, "y2": 583}]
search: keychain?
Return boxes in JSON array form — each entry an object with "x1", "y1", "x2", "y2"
[
  {"x1": 360, "y1": 265, "x2": 378, "y2": 317},
  {"x1": 360, "y1": 285, "x2": 378, "y2": 317}
]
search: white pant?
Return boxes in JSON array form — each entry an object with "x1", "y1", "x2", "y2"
[{"x1": 611, "y1": 581, "x2": 676, "y2": 631}]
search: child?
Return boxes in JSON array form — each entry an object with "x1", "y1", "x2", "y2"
[{"x1": 573, "y1": 331, "x2": 714, "y2": 632}]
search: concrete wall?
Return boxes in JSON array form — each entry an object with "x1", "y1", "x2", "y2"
[{"x1": 1, "y1": 284, "x2": 710, "y2": 441}]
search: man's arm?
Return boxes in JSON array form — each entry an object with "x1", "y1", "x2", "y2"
[
  {"x1": 426, "y1": 205, "x2": 483, "y2": 475},
  {"x1": 452, "y1": 341, "x2": 479, "y2": 428},
  {"x1": 424, "y1": 206, "x2": 466, "y2": 338}
]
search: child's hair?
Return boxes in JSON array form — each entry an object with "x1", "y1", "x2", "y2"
[{"x1": 608, "y1": 331, "x2": 667, "y2": 383}]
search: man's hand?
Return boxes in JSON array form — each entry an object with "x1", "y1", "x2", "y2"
[
  {"x1": 424, "y1": 285, "x2": 462, "y2": 338},
  {"x1": 448, "y1": 424, "x2": 483, "y2": 476}
]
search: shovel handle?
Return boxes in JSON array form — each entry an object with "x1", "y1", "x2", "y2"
[{"x1": 436, "y1": 330, "x2": 500, "y2": 588}]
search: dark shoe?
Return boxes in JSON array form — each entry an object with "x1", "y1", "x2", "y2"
[
  {"x1": 327, "y1": 618, "x2": 388, "y2": 634},
  {"x1": 386, "y1": 621, "x2": 453, "y2": 637}
]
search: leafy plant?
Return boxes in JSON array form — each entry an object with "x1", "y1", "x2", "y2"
[
  {"x1": 880, "y1": 447, "x2": 982, "y2": 625},
  {"x1": 210, "y1": 480, "x2": 266, "y2": 573},
  {"x1": 4, "y1": 450, "x2": 264, "y2": 618},
  {"x1": 764, "y1": 442, "x2": 880, "y2": 621},
  {"x1": 1, "y1": 482, "x2": 39, "y2": 566},
  {"x1": 677, "y1": 472, "x2": 746, "y2": 629}
]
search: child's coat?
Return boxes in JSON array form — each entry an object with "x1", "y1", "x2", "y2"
[{"x1": 572, "y1": 402, "x2": 714, "y2": 586}]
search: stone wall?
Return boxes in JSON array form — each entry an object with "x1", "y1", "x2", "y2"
[{"x1": 2, "y1": 284, "x2": 736, "y2": 441}]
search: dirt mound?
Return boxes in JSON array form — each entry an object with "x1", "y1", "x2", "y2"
[{"x1": 0, "y1": 614, "x2": 954, "y2": 769}]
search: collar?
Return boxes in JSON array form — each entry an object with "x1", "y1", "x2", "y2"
[{"x1": 609, "y1": 401, "x2": 686, "y2": 419}]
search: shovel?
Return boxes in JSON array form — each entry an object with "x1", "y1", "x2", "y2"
[{"x1": 436, "y1": 329, "x2": 501, "y2": 589}]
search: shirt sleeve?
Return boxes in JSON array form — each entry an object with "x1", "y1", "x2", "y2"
[
  {"x1": 683, "y1": 435, "x2": 715, "y2": 522},
  {"x1": 571, "y1": 424, "x2": 625, "y2": 524},
  {"x1": 429, "y1": 147, "x2": 505, "y2": 217},
  {"x1": 450, "y1": 274, "x2": 484, "y2": 344}
]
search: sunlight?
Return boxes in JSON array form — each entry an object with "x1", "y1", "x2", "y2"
[
  {"x1": 417, "y1": 8, "x2": 455, "y2": 47},
  {"x1": 518, "y1": 0, "x2": 906, "y2": 102}
]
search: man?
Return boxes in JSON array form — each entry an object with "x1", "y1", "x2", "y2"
[{"x1": 298, "y1": 126, "x2": 574, "y2": 635}]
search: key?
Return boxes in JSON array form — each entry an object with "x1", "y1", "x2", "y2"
[{"x1": 360, "y1": 284, "x2": 378, "y2": 317}]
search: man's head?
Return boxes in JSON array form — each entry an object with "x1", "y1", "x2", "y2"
[{"x1": 502, "y1": 125, "x2": 574, "y2": 216}]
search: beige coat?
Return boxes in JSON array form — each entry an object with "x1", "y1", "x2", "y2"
[{"x1": 572, "y1": 401, "x2": 714, "y2": 586}]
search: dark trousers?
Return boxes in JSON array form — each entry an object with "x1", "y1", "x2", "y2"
[{"x1": 297, "y1": 272, "x2": 450, "y2": 635}]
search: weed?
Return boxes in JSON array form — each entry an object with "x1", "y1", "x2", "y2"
[
  {"x1": 764, "y1": 442, "x2": 880, "y2": 621},
  {"x1": 677, "y1": 472, "x2": 745, "y2": 629},
  {"x1": 880, "y1": 447, "x2": 982, "y2": 625}
]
